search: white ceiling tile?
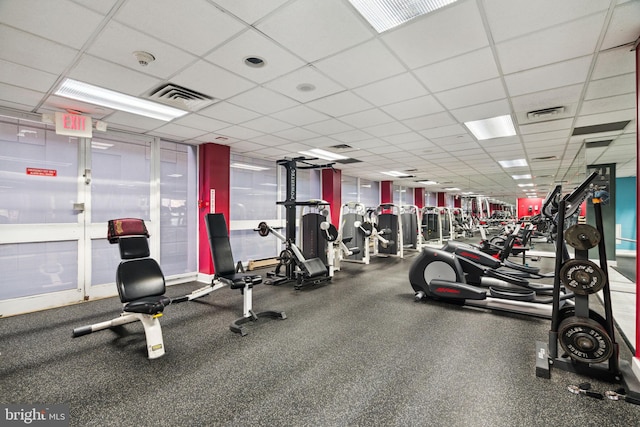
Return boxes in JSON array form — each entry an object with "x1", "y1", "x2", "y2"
[
  {"x1": 382, "y1": 0, "x2": 488, "y2": 69},
  {"x1": 205, "y1": 29, "x2": 306, "y2": 84},
  {"x1": 304, "y1": 119, "x2": 353, "y2": 135},
  {"x1": 522, "y1": 131, "x2": 571, "y2": 143},
  {"x1": 40, "y1": 95, "x2": 115, "y2": 119},
  {"x1": 241, "y1": 116, "x2": 294, "y2": 134},
  {"x1": 314, "y1": 39, "x2": 406, "y2": 89},
  {"x1": 228, "y1": 87, "x2": 298, "y2": 115},
  {"x1": 198, "y1": 101, "x2": 261, "y2": 123},
  {"x1": 273, "y1": 127, "x2": 320, "y2": 142},
  {"x1": 354, "y1": 73, "x2": 428, "y2": 106},
  {"x1": 0, "y1": 83, "x2": 45, "y2": 109},
  {"x1": 591, "y1": 48, "x2": 636, "y2": 80},
  {"x1": 483, "y1": 0, "x2": 608, "y2": 43},
  {"x1": 363, "y1": 122, "x2": 411, "y2": 138},
  {"x1": 256, "y1": 0, "x2": 373, "y2": 62},
  {"x1": 381, "y1": 95, "x2": 444, "y2": 120},
  {"x1": 217, "y1": 125, "x2": 264, "y2": 140},
  {"x1": 601, "y1": 0, "x2": 640, "y2": 50},
  {"x1": 449, "y1": 99, "x2": 511, "y2": 123},
  {"x1": 264, "y1": 66, "x2": 344, "y2": 102},
  {"x1": 519, "y1": 118, "x2": 573, "y2": 135},
  {"x1": 247, "y1": 134, "x2": 291, "y2": 146},
  {"x1": 172, "y1": 113, "x2": 230, "y2": 132},
  {"x1": 150, "y1": 123, "x2": 207, "y2": 140},
  {"x1": 105, "y1": 111, "x2": 165, "y2": 132},
  {"x1": 306, "y1": 91, "x2": 372, "y2": 117},
  {"x1": 212, "y1": 0, "x2": 291, "y2": 24},
  {"x1": 87, "y1": 21, "x2": 197, "y2": 80},
  {"x1": 419, "y1": 124, "x2": 467, "y2": 139},
  {"x1": 172, "y1": 60, "x2": 256, "y2": 101},
  {"x1": 331, "y1": 130, "x2": 371, "y2": 143},
  {"x1": 504, "y1": 56, "x2": 592, "y2": 97},
  {"x1": 271, "y1": 105, "x2": 330, "y2": 127},
  {"x1": 436, "y1": 79, "x2": 506, "y2": 110},
  {"x1": 382, "y1": 132, "x2": 426, "y2": 145},
  {"x1": 574, "y1": 109, "x2": 636, "y2": 128},
  {"x1": 69, "y1": 55, "x2": 161, "y2": 96},
  {"x1": 580, "y1": 94, "x2": 636, "y2": 116},
  {"x1": 585, "y1": 73, "x2": 635, "y2": 100},
  {"x1": 404, "y1": 112, "x2": 457, "y2": 132},
  {"x1": 347, "y1": 139, "x2": 389, "y2": 149},
  {"x1": 0, "y1": 25, "x2": 78, "y2": 74},
  {"x1": 0, "y1": 0, "x2": 104, "y2": 49},
  {"x1": 511, "y1": 84, "x2": 583, "y2": 112},
  {"x1": 496, "y1": 13, "x2": 606, "y2": 74},
  {"x1": 228, "y1": 140, "x2": 268, "y2": 153},
  {"x1": 115, "y1": 0, "x2": 245, "y2": 56},
  {"x1": 0, "y1": 59, "x2": 57, "y2": 92},
  {"x1": 338, "y1": 109, "x2": 394, "y2": 128},
  {"x1": 413, "y1": 48, "x2": 499, "y2": 92}
]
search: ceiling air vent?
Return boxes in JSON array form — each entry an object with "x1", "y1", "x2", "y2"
[
  {"x1": 531, "y1": 156, "x2": 558, "y2": 162},
  {"x1": 572, "y1": 120, "x2": 630, "y2": 136},
  {"x1": 527, "y1": 106, "x2": 564, "y2": 120},
  {"x1": 335, "y1": 158, "x2": 362, "y2": 164},
  {"x1": 330, "y1": 144, "x2": 353, "y2": 150},
  {"x1": 585, "y1": 139, "x2": 613, "y2": 148},
  {"x1": 147, "y1": 83, "x2": 215, "y2": 112}
]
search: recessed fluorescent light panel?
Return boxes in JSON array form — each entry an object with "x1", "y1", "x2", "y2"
[
  {"x1": 518, "y1": 183, "x2": 534, "y2": 187},
  {"x1": 55, "y1": 78, "x2": 188, "y2": 121},
  {"x1": 230, "y1": 162, "x2": 269, "y2": 171},
  {"x1": 444, "y1": 187, "x2": 460, "y2": 191},
  {"x1": 298, "y1": 148, "x2": 348, "y2": 161},
  {"x1": 511, "y1": 174, "x2": 531, "y2": 180},
  {"x1": 465, "y1": 115, "x2": 516, "y2": 141},
  {"x1": 348, "y1": 0, "x2": 459, "y2": 33},
  {"x1": 418, "y1": 180, "x2": 438, "y2": 185},
  {"x1": 498, "y1": 159, "x2": 528, "y2": 168},
  {"x1": 382, "y1": 171, "x2": 412, "y2": 178}
]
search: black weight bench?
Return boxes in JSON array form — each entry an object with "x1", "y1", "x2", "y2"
[{"x1": 205, "y1": 213, "x2": 286, "y2": 335}]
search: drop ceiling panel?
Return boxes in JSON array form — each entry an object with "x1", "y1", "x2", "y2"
[
  {"x1": 354, "y1": 73, "x2": 428, "y2": 107},
  {"x1": 436, "y1": 79, "x2": 506, "y2": 110},
  {"x1": 600, "y1": 0, "x2": 640, "y2": 50},
  {"x1": 206, "y1": 29, "x2": 306, "y2": 84},
  {"x1": 264, "y1": 65, "x2": 345, "y2": 102},
  {"x1": 271, "y1": 105, "x2": 330, "y2": 127},
  {"x1": 304, "y1": 119, "x2": 354, "y2": 135},
  {"x1": 483, "y1": 0, "x2": 608, "y2": 43},
  {"x1": 504, "y1": 56, "x2": 592, "y2": 97},
  {"x1": 248, "y1": 134, "x2": 291, "y2": 146},
  {"x1": 585, "y1": 74, "x2": 635, "y2": 100},
  {"x1": 338, "y1": 108, "x2": 394, "y2": 129},
  {"x1": 511, "y1": 84, "x2": 583, "y2": 113},
  {"x1": 381, "y1": 96, "x2": 444, "y2": 121},
  {"x1": 363, "y1": 122, "x2": 410, "y2": 138},
  {"x1": 198, "y1": 101, "x2": 260, "y2": 124},
  {"x1": 241, "y1": 116, "x2": 295, "y2": 134},
  {"x1": 0, "y1": 25, "x2": 79, "y2": 74},
  {"x1": 579, "y1": 93, "x2": 636, "y2": 116},
  {"x1": 404, "y1": 112, "x2": 457, "y2": 132},
  {"x1": 314, "y1": 39, "x2": 406, "y2": 89},
  {"x1": 217, "y1": 125, "x2": 264, "y2": 140},
  {"x1": 496, "y1": 13, "x2": 605, "y2": 74},
  {"x1": 574, "y1": 109, "x2": 636, "y2": 128},
  {"x1": 69, "y1": 55, "x2": 161, "y2": 95},
  {"x1": 519, "y1": 119, "x2": 573, "y2": 135},
  {"x1": 381, "y1": 0, "x2": 488, "y2": 69},
  {"x1": 227, "y1": 140, "x2": 268, "y2": 153},
  {"x1": 115, "y1": 0, "x2": 245, "y2": 56},
  {"x1": 172, "y1": 114, "x2": 230, "y2": 132},
  {"x1": 0, "y1": 83, "x2": 46, "y2": 110},
  {"x1": 449, "y1": 99, "x2": 511, "y2": 122},
  {"x1": 171, "y1": 60, "x2": 256, "y2": 101},
  {"x1": 87, "y1": 21, "x2": 198, "y2": 80},
  {"x1": 591, "y1": 48, "x2": 637, "y2": 80},
  {"x1": 331, "y1": 130, "x2": 371, "y2": 143},
  {"x1": 413, "y1": 48, "x2": 500, "y2": 93},
  {"x1": 383, "y1": 132, "x2": 426, "y2": 144},
  {"x1": 0, "y1": 60, "x2": 57, "y2": 93},
  {"x1": 212, "y1": 0, "x2": 291, "y2": 24},
  {"x1": 256, "y1": 0, "x2": 373, "y2": 62},
  {"x1": 106, "y1": 111, "x2": 165, "y2": 132},
  {"x1": 228, "y1": 87, "x2": 298, "y2": 115},
  {"x1": 150, "y1": 123, "x2": 208, "y2": 140},
  {"x1": 273, "y1": 127, "x2": 320, "y2": 142},
  {"x1": 306, "y1": 91, "x2": 373, "y2": 117},
  {"x1": 0, "y1": 0, "x2": 105, "y2": 49},
  {"x1": 419, "y1": 124, "x2": 467, "y2": 139}
]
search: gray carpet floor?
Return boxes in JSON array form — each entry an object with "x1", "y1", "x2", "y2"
[{"x1": 1, "y1": 248, "x2": 639, "y2": 426}]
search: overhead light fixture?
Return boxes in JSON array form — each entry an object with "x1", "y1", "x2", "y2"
[
  {"x1": 230, "y1": 162, "x2": 269, "y2": 171},
  {"x1": 444, "y1": 187, "x2": 460, "y2": 191},
  {"x1": 298, "y1": 148, "x2": 349, "y2": 161},
  {"x1": 381, "y1": 171, "x2": 412, "y2": 178},
  {"x1": 417, "y1": 180, "x2": 438, "y2": 185},
  {"x1": 91, "y1": 141, "x2": 114, "y2": 150},
  {"x1": 465, "y1": 115, "x2": 516, "y2": 140},
  {"x1": 167, "y1": 173, "x2": 183, "y2": 178},
  {"x1": 518, "y1": 183, "x2": 534, "y2": 187},
  {"x1": 511, "y1": 174, "x2": 531, "y2": 180},
  {"x1": 348, "y1": 0, "x2": 459, "y2": 33},
  {"x1": 55, "y1": 78, "x2": 188, "y2": 121},
  {"x1": 498, "y1": 159, "x2": 528, "y2": 168}
]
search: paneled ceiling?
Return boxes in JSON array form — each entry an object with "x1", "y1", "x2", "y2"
[{"x1": 0, "y1": 0, "x2": 638, "y2": 203}]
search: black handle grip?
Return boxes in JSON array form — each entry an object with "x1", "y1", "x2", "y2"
[{"x1": 72, "y1": 326, "x2": 92, "y2": 338}]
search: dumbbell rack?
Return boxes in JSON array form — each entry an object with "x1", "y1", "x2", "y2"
[{"x1": 536, "y1": 196, "x2": 640, "y2": 400}]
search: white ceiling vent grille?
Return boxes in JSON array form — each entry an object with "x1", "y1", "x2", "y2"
[{"x1": 147, "y1": 83, "x2": 215, "y2": 112}]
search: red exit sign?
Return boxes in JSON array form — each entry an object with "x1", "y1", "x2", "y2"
[{"x1": 55, "y1": 112, "x2": 92, "y2": 138}]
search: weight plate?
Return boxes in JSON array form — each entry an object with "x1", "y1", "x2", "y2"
[
  {"x1": 558, "y1": 316, "x2": 614, "y2": 364},
  {"x1": 278, "y1": 249, "x2": 294, "y2": 265},
  {"x1": 559, "y1": 259, "x2": 606, "y2": 295},
  {"x1": 257, "y1": 221, "x2": 270, "y2": 237},
  {"x1": 564, "y1": 224, "x2": 601, "y2": 250}
]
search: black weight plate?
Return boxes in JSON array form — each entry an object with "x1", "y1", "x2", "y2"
[
  {"x1": 558, "y1": 316, "x2": 613, "y2": 364},
  {"x1": 559, "y1": 259, "x2": 606, "y2": 295},
  {"x1": 564, "y1": 224, "x2": 601, "y2": 250},
  {"x1": 257, "y1": 221, "x2": 270, "y2": 237}
]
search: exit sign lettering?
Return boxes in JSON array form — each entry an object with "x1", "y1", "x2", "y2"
[{"x1": 55, "y1": 112, "x2": 92, "y2": 138}]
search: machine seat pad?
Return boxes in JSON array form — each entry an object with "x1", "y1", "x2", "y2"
[
  {"x1": 219, "y1": 273, "x2": 262, "y2": 290},
  {"x1": 301, "y1": 258, "x2": 327, "y2": 278},
  {"x1": 123, "y1": 295, "x2": 171, "y2": 315}
]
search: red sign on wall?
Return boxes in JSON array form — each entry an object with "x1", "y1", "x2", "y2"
[{"x1": 26, "y1": 168, "x2": 57, "y2": 177}]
